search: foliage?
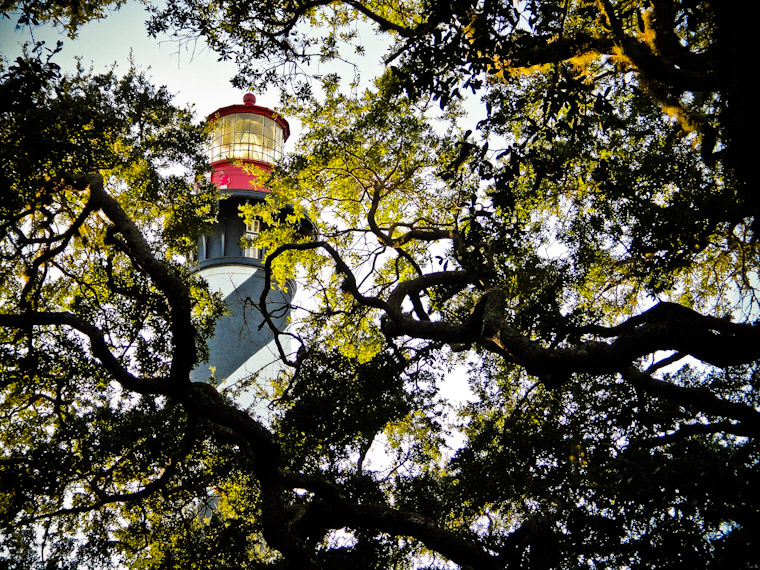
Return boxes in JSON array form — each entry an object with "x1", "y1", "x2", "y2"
[
  {"x1": 1, "y1": 0, "x2": 129, "y2": 36},
  {"x1": 0, "y1": 44, "x2": 225, "y2": 567},
  {"x1": 3, "y1": 1, "x2": 760, "y2": 570}
]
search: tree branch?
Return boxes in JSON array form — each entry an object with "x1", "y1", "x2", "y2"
[
  {"x1": 627, "y1": 420, "x2": 750, "y2": 451},
  {"x1": 0, "y1": 311, "x2": 168, "y2": 395},
  {"x1": 82, "y1": 174, "x2": 197, "y2": 385},
  {"x1": 622, "y1": 367, "x2": 760, "y2": 435},
  {"x1": 281, "y1": 471, "x2": 503, "y2": 570}
]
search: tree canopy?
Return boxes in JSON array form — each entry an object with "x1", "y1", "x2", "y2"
[{"x1": 2, "y1": 1, "x2": 759, "y2": 569}]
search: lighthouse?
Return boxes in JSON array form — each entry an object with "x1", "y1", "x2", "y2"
[{"x1": 191, "y1": 94, "x2": 292, "y2": 386}]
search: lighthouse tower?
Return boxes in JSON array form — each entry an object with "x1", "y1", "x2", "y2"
[{"x1": 191, "y1": 94, "x2": 292, "y2": 385}]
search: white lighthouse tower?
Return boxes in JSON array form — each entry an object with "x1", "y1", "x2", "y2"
[{"x1": 191, "y1": 94, "x2": 292, "y2": 386}]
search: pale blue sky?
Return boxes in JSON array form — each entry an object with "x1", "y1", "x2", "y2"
[{"x1": 0, "y1": 2, "x2": 277, "y2": 120}]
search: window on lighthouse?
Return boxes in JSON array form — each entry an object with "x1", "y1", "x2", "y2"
[{"x1": 243, "y1": 220, "x2": 262, "y2": 260}]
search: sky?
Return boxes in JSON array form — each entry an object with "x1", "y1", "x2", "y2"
[{"x1": 0, "y1": 2, "x2": 279, "y2": 124}]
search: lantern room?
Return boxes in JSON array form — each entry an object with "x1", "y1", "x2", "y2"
[{"x1": 207, "y1": 93, "x2": 290, "y2": 191}]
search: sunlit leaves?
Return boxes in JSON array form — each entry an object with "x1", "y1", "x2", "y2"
[
  {"x1": 249, "y1": 78, "x2": 471, "y2": 359},
  {"x1": 0, "y1": 48, "x2": 224, "y2": 568}
]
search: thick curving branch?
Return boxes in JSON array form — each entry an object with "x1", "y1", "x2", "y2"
[
  {"x1": 258, "y1": 240, "x2": 760, "y2": 383},
  {"x1": 387, "y1": 287, "x2": 760, "y2": 376},
  {"x1": 181, "y1": 382, "x2": 320, "y2": 569},
  {"x1": 627, "y1": 420, "x2": 751, "y2": 451},
  {"x1": 82, "y1": 174, "x2": 197, "y2": 384},
  {"x1": 0, "y1": 311, "x2": 169, "y2": 396},
  {"x1": 281, "y1": 471, "x2": 504, "y2": 570},
  {"x1": 621, "y1": 367, "x2": 760, "y2": 435}
]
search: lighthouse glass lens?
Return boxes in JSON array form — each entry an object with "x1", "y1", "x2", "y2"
[{"x1": 210, "y1": 113, "x2": 284, "y2": 165}]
